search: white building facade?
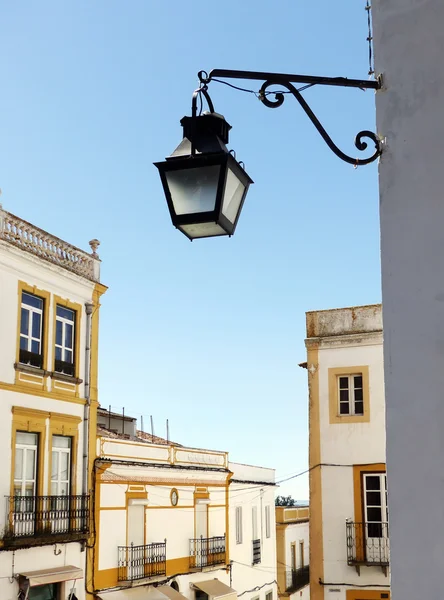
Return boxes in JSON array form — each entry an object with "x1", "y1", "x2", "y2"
[
  {"x1": 305, "y1": 305, "x2": 390, "y2": 600},
  {"x1": 0, "y1": 206, "x2": 106, "y2": 600},
  {"x1": 275, "y1": 506, "x2": 309, "y2": 600},
  {"x1": 92, "y1": 419, "x2": 277, "y2": 600},
  {"x1": 372, "y1": 1, "x2": 444, "y2": 598}
]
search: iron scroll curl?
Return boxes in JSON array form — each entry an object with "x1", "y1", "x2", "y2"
[{"x1": 258, "y1": 78, "x2": 381, "y2": 166}]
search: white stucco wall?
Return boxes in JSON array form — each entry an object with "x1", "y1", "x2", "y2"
[
  {"x1": 373, "y1": 1, "x2": 444, "y2": 597},
  {"x1": 229, "y1": 463, "x2": 277, "y2": 600},
  {"x1": 0, "y1": 234, "x2": 98, "y2": 600},
  {"x1": 309, "y1": 307, "x2": 388, "y2": 599}
]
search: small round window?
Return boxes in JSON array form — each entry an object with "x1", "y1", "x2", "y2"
[{"x1": 170, "y1": 488, "x2": 179, "y2": 506}]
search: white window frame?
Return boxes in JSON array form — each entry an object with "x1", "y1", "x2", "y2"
[
  {"x1": 337, "y1": 373, "x2": 364, "y2": 416},
  {"x1": 55, "y1": 305, "x2": 75, "y2": 368},
  {"x1": 14, "y1": 432, "x2": 38, "y2": 496},
  {"x1": 51, "y1": 436, "x2": 71, "y2": 496},
  {"x1": 265, "y1": 505, "x2": 271, "y2": 538},
  {"x1": 363, "y1": 473, "x2": 388, "y2": 531},
  {"x1": 235, "y1": 506, "x2": 243, "y2": 544},
  {"x1": 20, "y1": 292, "x2": 43, "y2": 358}
]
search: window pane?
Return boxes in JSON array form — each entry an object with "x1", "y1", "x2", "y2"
[
  {"x1": 16, "y1": 432, "x2": 38, "y2": 445},
  {"x1": 31, "y1": 340, "x2": 40, "y2": 354},
  {"x1": 20, "y1": 336, "x2": 28, "y2": 350},
  {"x1": 354, "y1": 388, "x2": 363, "y2": 402},
  {"x1": 339, "y1": 402, "x2": 350, "y2": 415},
  {"x1": 365, "y1": 476, "x2": 381, "y2": 491},
  {"x1": 32, "y1": 312, "x2": 41, "y2": 339},
  {"x1": 366, "y1": 491, "x2": 381, "y2": 505},
  {"x1": 55, "y1": 347, "x2": 62, "y2": 360},
  {"x1": 355, "y1": 401, "x2": 364, "y2": 415},
  {"x1": 64, "y1": 349, "x2": 73, "y2": 364},
  {"x1": 367, "y1": 507, "x2": 382, "y2": 522},
  {"x1": 56, "y1": 319, "x2": 63, "y2": 346},
  {"x1": 51, "y1": 482, "x2": 57, "y2": 495},
  {"x1": 51, "y1": 452, "x2": 58, "y2": 480},
  {"x1": 339, "y1": 389, "x2": 349, "y2": 402},
  {"x1": 25, "y1": 450, "x2": 36, "y2": 480},
  {"x1": 57, "y1": 306, "x2": 74, "y2": 321},
  {"x1": 53, "y1": 436, "x2": 71, "y2": 449},
  {"x1": 339, "y1": 377, "x2": 349, "y2": 389},
  {"x1": 65, "y1": 323, "x2": 73, "y2": 349},
  {"x1": 60, "y1": 453, "x2": 69, "y2": 480},
  {"x1": 20, "y1": 308, "x2": 29, "y2": 335},
  {"x1": 354, "y1": 375, "x2": 363, "y2": 388},
  {"x1": 59, "y1": 482, "x2": 69, "y2": 495},
  {"x1": 15, "y1": 448, "x2": 23, "y2": 480},
  {"x1": 22, "y1": 292, "x2": 43, "y2": 310},
  {"x1": 368, "y1": 522, "x2": 383, "y2": 538}
]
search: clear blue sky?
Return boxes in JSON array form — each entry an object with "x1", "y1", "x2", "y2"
[{"x1": 0, "y1": 1, "x2": 381, "y2": 500}]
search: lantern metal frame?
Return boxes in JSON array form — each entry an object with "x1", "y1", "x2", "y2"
[{"x1": 196, "y1": 68, "x2": 383, "y2": 166}]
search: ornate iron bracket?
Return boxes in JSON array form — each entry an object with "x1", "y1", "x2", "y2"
[{"x1": 196, "y1": 68, "x2": 382, "y2": 166}]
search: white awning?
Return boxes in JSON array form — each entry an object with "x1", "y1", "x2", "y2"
[
  {"x1": 97, "y1": 585, "x2": 188, "y2": 600},
  {"x1": 20, "y1": 565, "x2": 83, "y2": 587},
  {"x1": 192, "y1": 580, "x2": 237, "y2": 599}
]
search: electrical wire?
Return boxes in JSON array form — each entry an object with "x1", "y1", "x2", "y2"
[
  {"x1": 320, "y1": 579, "x2": 389, "y2": 588},
  {"x1": 365, "y1": 0, "x2": 375, "y2": 76},
  {"x1": 210, "y1": 77, "x2": 315, "y2": 98}
]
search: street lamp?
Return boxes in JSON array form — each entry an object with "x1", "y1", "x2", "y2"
[
  {"x1": 155, "y1": 69, "x2": 382, "y2": 240},
  {"x1": 154, "y1": 85, "x2": 253, "y2": 240}
]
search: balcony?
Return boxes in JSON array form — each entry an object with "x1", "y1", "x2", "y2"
[
  {"x1": 118, "y1": 541, "x2": 167, "y2": 582},
  {"x1": 3, "y1": 495, "x2": 89, "y2": 547},
  {"x1": 285, "y1": 566, "x2": 310, "y2": 592},
  {"x1": 252, "y1": 538, "x2": 261, "y2": 565},
  {"x1": 190, "y1": 535, "x2": 226, "y2": 569},
  {"x1": 346, "y1": 521, "x2": 389, "y2": 573}
]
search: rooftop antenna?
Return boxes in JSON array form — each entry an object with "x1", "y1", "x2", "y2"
[
  {"x1": 141, "y1": 415, "x2": 144, "y2": 433},
  {"x1": 122, "y1": 407, "x2": 125, "y2": 435},
  {"x1": 166, "y1": 419, "x2": 170, "y2": 442},
  {"x1": 150, "y1": 415, "x2": 154, "y2": 438}
]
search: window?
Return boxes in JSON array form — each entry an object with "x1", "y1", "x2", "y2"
[
  {"x1": 235, "y1": 506, "x2": 243, "y2": 544},
  {"x1": 252, "y1": 506, "x2": 258, "y2": 540},
  {"x1": 338, "y1": 374, "x2": 363, "y2": 415},
  {"x1": 328, "y1": 366, "x2": 370, "y2": 423},
  {"x1": 55, "y1": 305, "x2": 75, "y2": 376},
  {"x1": 14, "y1": 432, "x2": 38, "y2": 497},
  {"x1": 265, "y1": 505, "x2": 271, "y2": 538},
  {"x1": 364, "y1": 473, "x2": 388, "y2": 538},
  {"x1": 20, "y1": 292, "x2": 44, "y2": 368},
  {"x1": 265, "y1": 593, "x2": 273, "y2": 600},
  {"x1": 51, "y1": 436, "x2": 71, "y2": 496}
]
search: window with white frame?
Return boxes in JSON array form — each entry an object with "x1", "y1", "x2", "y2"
[
  {"x1": 20, "y1": 292, "x2": 44, "y2": 368},
  {"x1": 235, "y1": 506, "x2": 243, "y2": 544},
  {"x1": 265, "y1": 505, "x2": 271, "y2": 538},
  {"x1": 252, "y1": 506, "x2": 258, "y2": 540},
  {"x1": 14, "y1": 432, "x2": 38, "y2": 497},
  {"x1": 55, "y1": 306, "x2": 75, "y2": 376},
  {"x1": 338, "y1": 374, "x2": 364, "y2": 415},
  {"x1": 51, "y1": 436, "x2": 71, "y2": 496}
]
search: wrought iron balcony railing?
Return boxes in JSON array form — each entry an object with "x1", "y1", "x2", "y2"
[
  {"x1": 285, "y1": 566, "x2": 310, "y2": 592},
  {"x1": 346, "y1": 521, "x2": 390, "y2": 567},
  {"x1": 4, "y1": 495, "x2": 89, "y2": 542},
  {"x1": 252, "y1": 538, "x2": 261, "y2": 565},
  {"x1": 118, "y1": 541, "x2": 167, "y2": 582},
  {"x1": 190, "y1": 535, "x2": 226, "y2": 569}
]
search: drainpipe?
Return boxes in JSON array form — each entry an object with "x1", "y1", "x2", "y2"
[{"x1": 83, "y1": 302, "x2": 93, "y2": 496}]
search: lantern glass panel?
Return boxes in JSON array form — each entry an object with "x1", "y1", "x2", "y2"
[
  {"x1": 165, "y1": 165, "x2": 221, "y2": 215},
  {"x1": 221, "y1": 167, "x2": 246, "y2": 224},
  {"x1": 180, "y1": 223, "x2": 227, "y2": 239}
]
